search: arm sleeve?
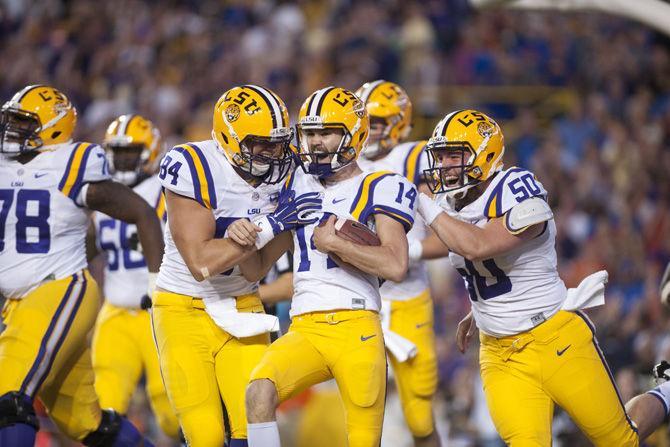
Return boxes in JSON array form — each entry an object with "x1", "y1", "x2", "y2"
[
  {"x1": 482, "y1": 168, "x2": 548, "y2": 219},
  {"x1": 158, "y1": 144, "x2": 218, "y2": 209},
  {"x1": 58, "y1": 143, "x2": 111, "y2": 205},
  {"x1": 401, "y1": 141, "x2": 429, "y2": 186},
  {"x1": 351, "y1": 172, "x2": 416, "y2": 232}
]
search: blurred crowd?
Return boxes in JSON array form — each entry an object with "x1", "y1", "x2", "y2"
[{"x1": 2, "y1": 0, "x2": 670, "y2": 445}]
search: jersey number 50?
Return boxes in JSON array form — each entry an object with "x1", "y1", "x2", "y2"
[{"x1": 0, "y1": 189, "x2": 51, "y2": 254}]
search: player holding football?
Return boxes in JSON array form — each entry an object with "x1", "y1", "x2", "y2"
[
  {"x1": 151, "y1": 85, "x2": 320, "y2": 447},
  {"x1": 228, "y1": 86, "x2": 418, "y2": 447},
  {"x1": 88, "y1": 114, "x2": 179, "y2": 440},
  {"x1": 417, "y1": 109, "x2": 670, "y2": 446},
  {"x1": 0, "y1": 85, "x2": 161, "y2": 446},
  {"x1": 355, "y1": 80, "x2": 446, "y2": 447}
]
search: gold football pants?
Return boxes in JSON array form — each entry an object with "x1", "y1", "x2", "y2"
[
  {"x1": 387, "y1": 289, "x2": 438, "y2": 438},
  {"x1": 92, "y1": 301, "x2": 179, "y2": 439},
  {"x1": 479, "y1": 310, "x2": 639, "y2": 446},
  {"x1": 251, "y1": 309, "x2": 387, "y2": 447},
  {"x1": 151, "y1": 289, "x2": 269, "y2": 446},
  {"x1": 0, "y1": 270, "x2": 101, "y2": 441}
]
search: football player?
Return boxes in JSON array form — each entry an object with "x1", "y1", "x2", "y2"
[
  {"x1": 88, "y1": 114, "x2": 179, "y2": 440},
  {"x1": 231, "y1": 86, "x2": 418, "y2": 447},
  {"x1": 0, "y1": 85, "x2": 162, "y2": 446},
  {"x1": 355, "y1": 80, "x2": 447, "y2": 447},
  {"x1": 151, "y1": 85, "x2": 319, "y2": 447},
  {"x1": 417, "y1": 109, "x2": 640, "y2": 446}
]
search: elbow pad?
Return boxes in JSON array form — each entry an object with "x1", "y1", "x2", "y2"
[{"x1": 505, "y1": 197, "x2": 553, "y2": 234}]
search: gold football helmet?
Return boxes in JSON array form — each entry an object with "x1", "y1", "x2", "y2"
[
  {"x1": 425, "y1": 109, "x2": 504, "y2": 197},
  {"x1": 212, "y1": 85, "x2": 293, "y2": 184},
  {"x1": 296, "y1": 86, "x2": 369, "y2": 177},
  {"x1": 355, "y1": 80, "x2": 412, "y2": 159},
  {"x1": 0, "y1": 85, "x2": 77, "y2": 153},
  {"x1": 103, "y1": 114, "x2": 162, "y2": 185}
]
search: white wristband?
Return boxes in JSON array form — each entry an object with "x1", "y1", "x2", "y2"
[
  {"x1": 252, "y1": 215, "x2": 276, "y2": 249},
  {"x1": 418, "y1": 193, "x2": 443, "y2": 225},
  {"x1": 408, "y1": 239, "x2": 423, "y2": 264},
  {"x1": 147, "y1": 272, "x2": 158, "y2": 298}
]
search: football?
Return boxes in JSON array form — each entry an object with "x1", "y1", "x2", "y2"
[{"x1": 321, "y1": 216, "x2": 381, "y2": 246}]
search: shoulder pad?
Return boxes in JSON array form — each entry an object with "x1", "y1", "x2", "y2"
[{"x1": 505, "y1": 196, "x2": 553, "y2": 234}]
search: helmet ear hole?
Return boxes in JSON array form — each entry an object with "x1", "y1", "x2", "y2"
[
  {"x1": 51, "y1": 131, "x2": 61, "y2": 139},
  {"x1": 486, "y1": 152, "x2": 494, "y2": 162},
  {"x1": 220, "y1": 132, "x2": 228, "y2": 145}
]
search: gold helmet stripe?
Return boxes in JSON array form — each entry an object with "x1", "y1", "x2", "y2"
[
  {"x1": 243, "y1": 84, "x2": 284, "y2": 128},
  {"x1": 435, "y1": 109, "x2": 466, "y2": 138},
  {"x1": 357, "y1": 79, "x2": 385, "y2": 104},
  {"x1": 308, "y1": 86, "x2": 335, "y2": 116}
]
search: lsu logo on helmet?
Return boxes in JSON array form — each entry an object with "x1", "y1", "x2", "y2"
[
  {"x1": 212, "y1": 85, "x2": 293, "y2": 184},
  {"x1": 104, "y1": 114, "x2": 163, "y2": 186},
  {"x1": 424, "y1": 109, "x2": 504, "y2": 198},
  {"x1": 355, "y1": 80, "x2": 412, "y2": 159},
  {"x1": 0, "y1": 85, "x2": 77, "y2": 153},
  {"x1": 296, "y1": 86, "x2": 369, "y2": 178}
]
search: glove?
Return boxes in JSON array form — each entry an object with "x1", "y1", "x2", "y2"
[
  {"x1": 417, "y1": 192, "x2": 443, "y2": 225},
  {"x1": 253, "y1": 191, "x2": 322, "y2": 249}
]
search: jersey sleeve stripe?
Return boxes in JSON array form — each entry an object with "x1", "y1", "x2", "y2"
[
  {"x1": 155, "y1": 191, "x2": 167, "y2": 222},
  {"x1": 403, "y1": 141, "x2": 427, "y2": 185},
  {"x1": 174, "y1": 144, "x2": 217, "y2": 209},
  {"x1": 371, "y1": 204, "x2": 414, "y2": 232},
  {"x1": 350, "y1": 171, "x2": 395, "y2": 222},
  {"x1": 58, "y1": 142, "x2": 95, "y2": 199},
  {"x1": 484, "y1": 167, "x2": 523, "y2": 218}
]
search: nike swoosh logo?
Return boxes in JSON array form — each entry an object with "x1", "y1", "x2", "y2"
[
  {"x1": 332, "y1": 198, "x2": 347, "y2": 204},
  {"x1": 34, "y1": 173, "x2": 48, "y2": 178},
  {"x1": 360, "y1": 334, "x2": 377, "y2": 342},
  {"x1": 556, "y1": 345, "x2": 571, "y2": 356},
  {"x1": 415, "y1": 322, "x2": 431, "y2": 329}
]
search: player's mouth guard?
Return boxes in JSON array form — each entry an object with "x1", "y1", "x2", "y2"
[{"x1": 504, "y1": 196, "x2": 553, "y2": 234}]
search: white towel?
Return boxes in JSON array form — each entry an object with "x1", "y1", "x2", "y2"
[
  {"x1": 380, "y1": 300, "x2": 418, "y2": 363},
  {"x1": 203, "y1": 296, "x2": 280, "y2": 338},
  {"x1": 561, "y1": 270, "x2": 608, "y2": 311}
]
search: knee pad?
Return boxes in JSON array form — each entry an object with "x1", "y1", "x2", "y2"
[
  {"x1": 0, "y1": 392, "x2": 38, "y2": 430},
  {"x1": 404, "y1": 397, "x2": 435, "y2": 438},
  {"x1": 82, "y1": 409, "x2": 151, "y2": 447}
]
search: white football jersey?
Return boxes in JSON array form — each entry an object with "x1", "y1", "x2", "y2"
[
  {"x1": 287, "y1": 167, "x2": 417, "y2": 317},
  {"x1": 440, "y1": 167, "x2": 567, "y2": 337},
  {"x1": 358, "y1": 141, "x2": 430, "y2": 300},
  {"x1": 0, "y1": 142, "x2": 110, "y2": 298},
  {"x1": 156, "y1": 140, "x2": 281, "y2": 301},
  {"x1": 93, "y1": 176, "x2": 165, "y2": 309}
]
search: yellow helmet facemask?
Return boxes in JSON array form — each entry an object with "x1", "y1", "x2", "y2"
[
  {"x1": 425, "y1": 109, "x2": 505, "y2": 199},
  {"x1": 0, "y1": 85, "x2": 77, "y2": 153},
  {"x1": 212, "y1": 85, "x2": 294, "y2": 184},
  {"x1": 355, "y1": 80, "x2": 412, "y2": 159},
  {"x1": 103, "y1": 114, "x2": 162, "y2": 186},
  {"x1": 296, "y1": 86, "x2": 369, "y2": 178}
]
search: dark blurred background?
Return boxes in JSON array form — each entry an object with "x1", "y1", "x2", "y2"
[{"x1": 2, "y1": 0, "x2": 670, "y2": 445}]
